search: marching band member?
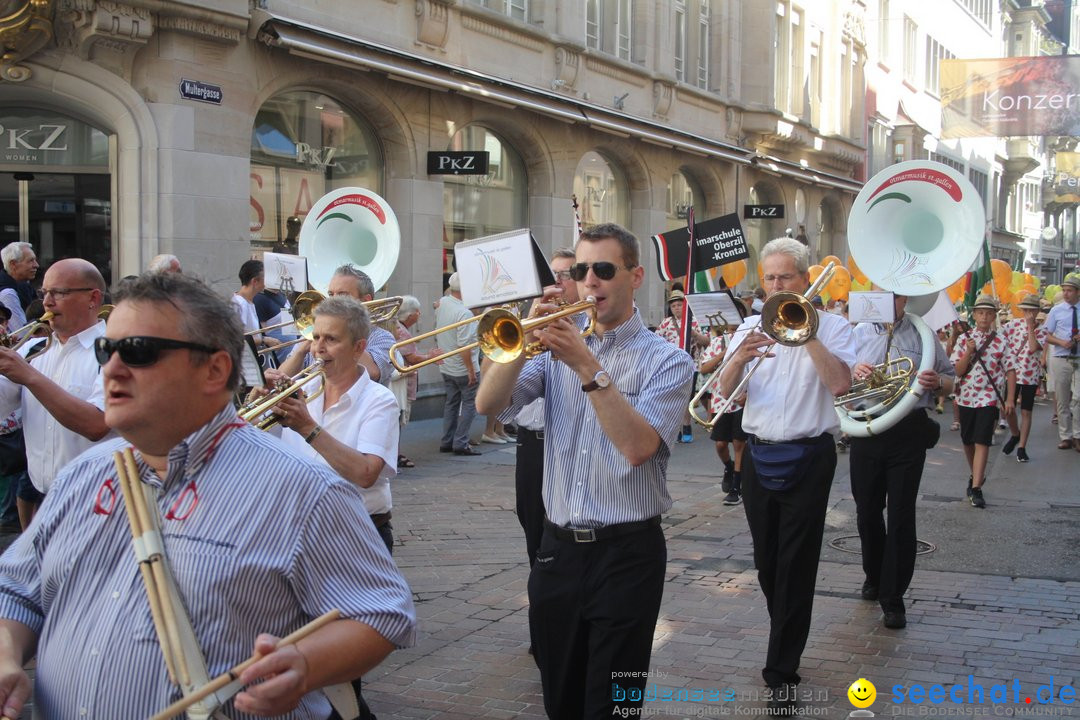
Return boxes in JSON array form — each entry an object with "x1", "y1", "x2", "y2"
[
  {"x1": 1001, "y1": 293, "x2": 1048, "y2": 462},
  {"x1": 655, "y1": 289, "x2": 709, "y2": 443},
  {"x1": 267, "y1": 296, "x2": 400, "y2": 556},
  {"x1": 848, "y1": 292, "x2": 954, "y2": 630},
  {"x1": 718, "y1": 237, "x2": 855, "y2": 710},
  {"x1": 279, "y1": 264, "x2": 395, "y2": 387},
  {"x1": 950, "y1": 294, "x2": 1016, "y2": 508},
  {"x1": 0, "y1": 272, "x2": 415, "y2": 719},
  {"x1": 0, "y1": 258, "x2": 111, "y2": 527},
  {"x1": 477, "y1": 223, "x2": 693, "y2": 719},
  {"x1": 699, "y1": 322, "x2": 745, "y2": 506}
]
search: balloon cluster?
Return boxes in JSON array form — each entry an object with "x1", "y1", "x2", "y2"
[{"x1": 966, "y1": 259, "x2": 1045, "y2": 317}]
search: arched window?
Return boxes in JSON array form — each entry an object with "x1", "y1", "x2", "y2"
[
  {"x1": 442, "y1": 126, "x2": 527, "y2": 276},
  {"x1": 573, "y1": 151, "x2": 629, "y2": 230},
  {"x1": 249, "y1": 91, "x2": 382, "y2": 254}
]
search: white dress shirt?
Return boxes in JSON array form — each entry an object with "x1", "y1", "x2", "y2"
[
  {"x1": 0, "y1": 321, "x2": 108, "y2": 493},
  {"x1": 725, "y1": 310, "x2": 856, "y2": 442},
  {"x1": 279, "y1": 369, "x2": 399, "y2": 515},
  {"x1": 0, "y1": 288, "x2": 26, "y2": 330}
]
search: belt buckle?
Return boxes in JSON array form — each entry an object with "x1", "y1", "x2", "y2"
[
  {"x1": 536, "y1": 430, "x2": 545, "y2": 440},
  {"x1": 571, "y1": 527, "x2": 597, "y2": 543}
]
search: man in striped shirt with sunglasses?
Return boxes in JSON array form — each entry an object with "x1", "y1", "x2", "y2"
[{"x1": 479, "y1": 223, "x2": 693, "y2": 719}]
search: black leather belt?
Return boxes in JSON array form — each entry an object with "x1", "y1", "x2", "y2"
[
  {"x1": 370, "y1": 511, "x2": 392, "y2": 528},
  {"x1": 519, "y1": 427, "x2": 544, "y2": 440},
  {"x1": 543, "y1": 516, "x2": 660, "y2": 543}
]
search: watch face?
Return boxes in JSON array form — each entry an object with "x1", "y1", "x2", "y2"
[{"x1": 595, "y1": 371, "x2": 611, "y2": 388}]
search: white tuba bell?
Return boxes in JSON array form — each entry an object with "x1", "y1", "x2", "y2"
[{"x1": 838, "y1": 161, "x2": 985, "y2": 437}]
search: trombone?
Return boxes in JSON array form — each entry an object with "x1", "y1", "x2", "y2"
[
  {"x1": 391, "y1": 297, "x2": 597, "y2": 374},
  {"x1": 689, "y1": 262, "x2": 836, "y2": 429},
  {"x1": 248, "y1": 293, "x2": 403, "y2": 355},
  {"x1": 238, "y1": 360, "x2": 325, "y2": 431}
]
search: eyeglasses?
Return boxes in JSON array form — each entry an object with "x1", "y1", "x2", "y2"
[
  {"x1": 42, "y1": 287, "x2": 95, "y2": 300},
  {"x1": 553, "y1": 270, "x2": 573, "y2": 282},
  {"x1": 568, "y1": 262, "x2": 636, "y2": 282},
  {"x1": 94, "y1": 336, "x2": 218, "y2": 367},
  {"x1": 762, "y1": 273, "x2": 800, "y2": 284}
]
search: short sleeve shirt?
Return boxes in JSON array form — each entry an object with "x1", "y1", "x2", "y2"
[
  {"x1": 950, "y1": 329, "x2": 1010, "y2": 408},
  {"x1": 1002, "y1": 318, "x2": 1047, "y2": 386}
]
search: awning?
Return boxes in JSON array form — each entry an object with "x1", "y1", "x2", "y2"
[{"x1": 752, "y1": 154, "x2": 863, "y2": 194}]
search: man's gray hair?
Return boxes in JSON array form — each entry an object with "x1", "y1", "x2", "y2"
[
  {"x1": 551, "y1": 247, "x2": 576, "y2": 261},
  {"x1": 396, "y1": 295, "x2": 421, "y2": 320},
  {"x1": 113, "y1": 272, "x2": 243, "y2": 391},
  {"x1": 333, "y1": 264, "x2": 374, "y2": 298},
  {"x1": 760, "y1": 237, "x2": 810, "y2": 274},
  {"x1": 1, "y1": 242, "x2": 33, "y2": 273},
  {"x1": 314, "y1": 295, "x2": 371, "y2": 344},
  {"x1": 147, "y1": 254, "x2": 181, "y2": 273}
]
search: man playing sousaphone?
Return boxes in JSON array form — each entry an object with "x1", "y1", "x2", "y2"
[
  {"x1": 718, "y1": 237, "x2": 855, "y2": 711},
  {"x1": 848, "y1": 290, "x2": 955, "y2": 630},
  {"x1": 0, "y1": 272, "x2": 415, "y2": 719}
]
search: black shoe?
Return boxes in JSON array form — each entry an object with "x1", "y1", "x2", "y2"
[
  {"x1": 767, "y1": 683, "x2": 798, "y2": 712},
  {"x1": 1002, "y1": 435, "x2": 1020, "y2": 455},
  {"x1": 439, "y1": 445, "x2": 453, "y2": 453},
  {"x1": 454, "y1": 447, "x2": 482, "y2": 456},
  {"x1": 722, "y1": 490, "x2": 742, "y2": 506},
  {"x1": 1016, "y1": 447, "x2": 1029, "y2": 463},
  {"x1": 970, "y1": 487, "x2": 986, "y2": 508},
  {"x1": 721, "y1": 463, "x2": 734, "y2": 494},
  {"x1": 883, "y1": 610, "x2": 907, "y2": 629},
  {"x1": 860, "y1": 581, "x2": 879, "y2": 601}
]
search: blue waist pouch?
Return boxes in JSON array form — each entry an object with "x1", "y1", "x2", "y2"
[{"x1": 747, "y1": 435, "x2": 827, "y2": 491}]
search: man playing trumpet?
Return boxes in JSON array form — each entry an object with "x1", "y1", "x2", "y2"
[
  {"x1": 0, "y1": 272, "x2": 415, "y2": 719},
  {"x1": 477, "y1": 223, "x2": 693, "y2": 719}
]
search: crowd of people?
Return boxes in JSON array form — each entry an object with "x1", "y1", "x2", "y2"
[{"x1": 0, "y1": 231, "x2": 1075, "y2": 720}]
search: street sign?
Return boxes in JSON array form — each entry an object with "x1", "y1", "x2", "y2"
[
  {"x1": 744, "y1": 204, "x2": 784, "y2": 219},
  {"x1": 178, "y1": 79, "x2": 223, "y2": 105},
  {"x1": 427, "y1": 151, "x2": 490, "y2": 175}
]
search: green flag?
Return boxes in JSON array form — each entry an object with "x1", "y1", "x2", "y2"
[{"x1": 964, "y1": 240, "x2": 992, "y2": 308}]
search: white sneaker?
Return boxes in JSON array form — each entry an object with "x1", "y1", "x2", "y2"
[{"x1": 481, "y1": 433, "x2": 507, "y2": 444}]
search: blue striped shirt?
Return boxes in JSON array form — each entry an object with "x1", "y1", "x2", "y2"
[
  {"x1": 0, "y1": 404, "x2": 416, "y2": 720},
  {"x1": 499, "y1": 309, "x2": 693, "y2": 528},
  {"x1": 367, "y1": 326, "x2": 395, "y2": 387}
]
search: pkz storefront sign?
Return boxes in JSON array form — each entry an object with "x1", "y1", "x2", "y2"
[
  {"x1": 427, "y1": 151, "x2": 489, "y2": 175},
  {"x1": 743, "y1": 204, "x2": 785, "y2": 219},
  {"x1": 178, "y1": 78, "x2": 223, "y2": 105},
  {"x1": 0, "y1": 110, "x2": 108, "y2": 167}
]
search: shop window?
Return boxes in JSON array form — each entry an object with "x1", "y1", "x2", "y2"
[
  {"x1": 573, "y1": 151, "x2": 629, "y2": 231},
  {"x1": 249, "y1": 91, "x2": 382, "y2": 255}
]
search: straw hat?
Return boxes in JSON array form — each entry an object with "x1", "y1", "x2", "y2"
[
  {"x1": 1063, "y1": 272, "x2": 1080, "y2": 289},
  {"x1": 667, "y1": 289, "x2": 686, "y2": 304},
  {"x1": 1017, "y1": 293, "x2": 1041, "y2": 310},
  {"x1": 971, "y1": 293, "x2": 999, "y2": 311}
]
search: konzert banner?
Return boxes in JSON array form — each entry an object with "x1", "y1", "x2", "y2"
[{"x1": 940, "y1": 56, "x2": 1080, "y2": 138}]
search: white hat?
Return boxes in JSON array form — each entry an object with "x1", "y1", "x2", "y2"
[{"x1": 448, "y1": 272, "x2": 461, "y2": 291}]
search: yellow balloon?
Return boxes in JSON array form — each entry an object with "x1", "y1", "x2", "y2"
[
  {"x1": 847, "y1": 255, "x2": 869, "y2": 285},
  {"x1": 990, "y1": 259, "x2": 1011, "y2": 287},
  {"x1": 947, "y1": 277, "x2": 965, "y2": 304},
  {"x1": 721, "y1": 259, "x2": 747, "y2": 287},
  {"x1": 821, "y1": 255, "x2": 843, "y2": 270},
  {"x1": 827, "y1": 267, "x2": 852, "y2": 301},
  {"x1": 808, "y1": 265, "x2": 824, "y2": 285}
]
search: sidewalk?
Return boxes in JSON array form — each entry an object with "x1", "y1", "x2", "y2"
[{"x1": 369, "y1": 399, "x2": 1079, "y2": 718}]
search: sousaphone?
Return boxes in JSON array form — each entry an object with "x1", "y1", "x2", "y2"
[
  {"x1": 298, "y1": 187, "x2": 400, "y2": 295},
  {"x1": 839, "y1": 161, "x2": 985, "y2": 436}
]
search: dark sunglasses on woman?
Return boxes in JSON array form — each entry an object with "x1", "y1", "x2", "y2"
[{"x1": 94, "y1": 336, "x2": 217, "y2": 367}]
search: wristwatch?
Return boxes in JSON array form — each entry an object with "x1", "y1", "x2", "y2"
[{"x1": 582, "y1": 369, "x2": 612, "y2": 393}]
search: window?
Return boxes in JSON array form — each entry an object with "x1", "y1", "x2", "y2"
[
  {"x1": 468, "y1": 0, "x2": 527, "y2": 20},
  {"x1": 697, "y1": 2, "x2": 710, "y2": 88},
  {"x1": 929, "y1": 151, "x2": 964, "y2": 173},
  {"x1": 574, "y1": 151, "x2": 629, "y2": 230},
  {"x1": 878, "y1": 0, "x2": 890, "y2": 62},
  {"x1": 616, "y1": 0, "x2": 632, "y2": 61},
  {"x1": 791, "y1": 9, "x2": 804, "y2": 115},
  {"x1": 675, "y1": 1, "x2": 687, "y2": 82},
  {"x1": 968, "y1": 167, "x2": 989, "y2": 207},
  {"x1": 586, "y1": 0, "x2": 600, "y2": 49},
  {"x1": 957, "y1": 0, "x2": 991, "y2": 28},
  {"x1": 903, "y1": 16, "x2": 917, "y2": 84},
  {"x1": 809, "y1": 31, "x2": 822, "y2": 126},
  {"x1": 774, "y1": 2, "x2": 789, "y2": 110},
  {"x1": 924, "y1": 36, "x2": 954, "y2": 95}
]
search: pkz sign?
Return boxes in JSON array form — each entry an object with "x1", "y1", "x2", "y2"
[
  {"x1": 178, "y1": 78, "x2": 223, "y2": 105},
  {"x1": 427, "y1": 151, "x2": 490, "y2": 175},
  {"x1": 744, "y1": 204, "x2": 785, "y2": 219}
]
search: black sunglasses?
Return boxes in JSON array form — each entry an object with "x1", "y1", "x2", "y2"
[
  {"x1": 568, "y1": 261, "x2": 635, "y2": 282},
  {"x1": 94, "y1": 336, "x2": 218, "y2": 367}
]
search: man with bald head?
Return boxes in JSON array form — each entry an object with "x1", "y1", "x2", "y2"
[{"x1": 0, "y1": 258, "x2": 110, "y2": 525}]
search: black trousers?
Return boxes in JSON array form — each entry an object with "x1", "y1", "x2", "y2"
[
  {"x1": 742, "y1": 436, "x2": 836, "y2": 688},
  {"x1": 528, "y1": 523, "x2": 666, "y2": 720},
  {"x1": 515, "y1": 428, "x2": 546, "y2": 567},
  {"x1": 849, "y1": 409, "x2": 927, "y2": 614}
]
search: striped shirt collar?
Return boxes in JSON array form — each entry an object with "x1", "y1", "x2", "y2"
[
  {"x1": 592, "y1": 306, "x2": 647, "y2": 347},
  {"x1": 141, "y1": 403, "x2": 246, "y2": 488}
]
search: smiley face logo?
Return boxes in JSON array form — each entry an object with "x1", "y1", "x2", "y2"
[{"x1": 848, "y1": 678, "x2": 877, "y2": 708}]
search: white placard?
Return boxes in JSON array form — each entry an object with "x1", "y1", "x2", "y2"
[
  {"x1": 848, "y1": 291, "x2": 896, "y2": 324},
  {"x1": 455, "y1": 228, "x2": 552, "y2": 309},
  {"x1": 264, "y1": 252, "x2": 308, "y2": 295},
  {"x1": 684, "y1": 291, "x2": 746, "y2": 328},
  {"x1": 921, "y1": 290, "x2": 961, "y2": 332}
]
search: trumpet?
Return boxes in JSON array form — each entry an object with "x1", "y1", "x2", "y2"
[
  {"x1": 1, "y1": 311, "x2": 54, "y2": 353},
  {"x1": 238, "y1": 360, "x2": 324, "y2": 431},
  {"x1": 689, "y1": 263, "x2": 835, "y2": 429},
  {"x1": 391, "y1": 297, "x2": 597, "y2": 374}
]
